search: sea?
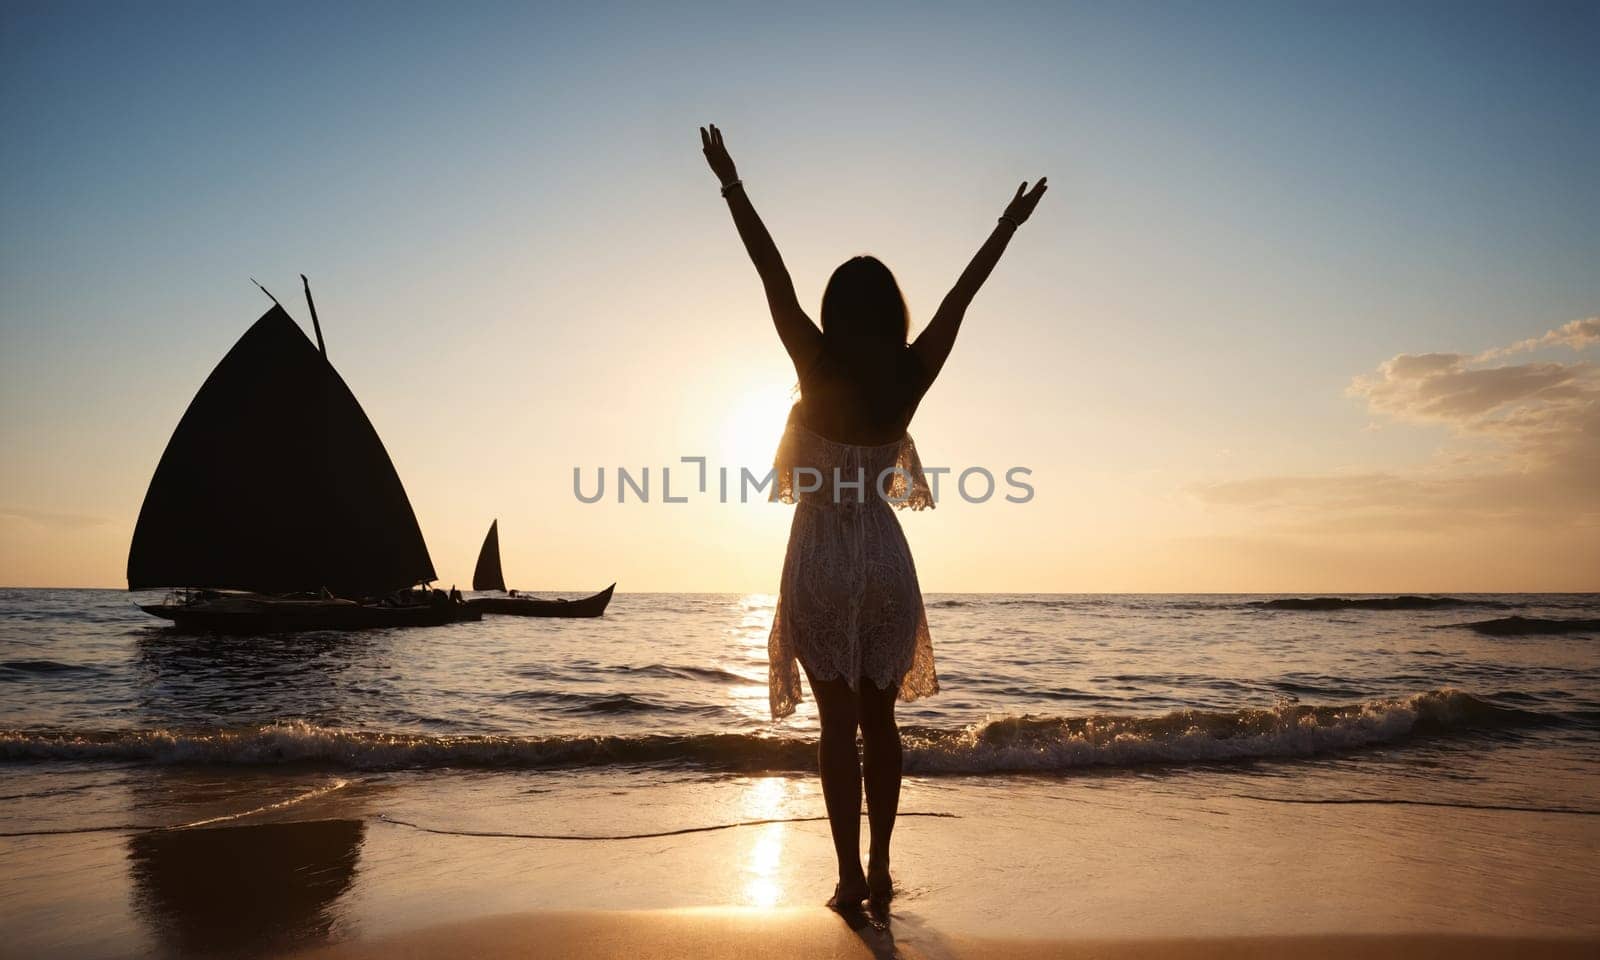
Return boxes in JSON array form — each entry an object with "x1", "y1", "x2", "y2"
[{"x1": 2, "y1": 589, "x2": 1598, "y2": 954}]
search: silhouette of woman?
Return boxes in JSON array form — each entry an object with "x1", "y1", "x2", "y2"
[{"x1": 701, "y1": 124, "x2": 1047, "y2": 914}]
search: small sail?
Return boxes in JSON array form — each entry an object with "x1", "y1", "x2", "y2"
[
  {"x1": 472, "y1": 520, "x2": 506, "y2": 592},
  {"x1": 127, "y1": 305, "x2": 436, "y2": 596}
]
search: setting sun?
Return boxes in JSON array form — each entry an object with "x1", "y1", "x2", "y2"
[{"x1": 717, "y1": 379, "x2": 797, "y2": 473}]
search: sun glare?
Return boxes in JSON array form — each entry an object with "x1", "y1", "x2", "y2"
[{"x1": 717, "y1": 381, "x2": 796, "y2": 474}]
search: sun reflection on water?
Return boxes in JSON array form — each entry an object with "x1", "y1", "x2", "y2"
[
  {"x1": 728, "y1": 594, "x2": 777, "y2": 723},
  {"x1": 738, "y1": 776, "x2": 796, "y2": 908},
  {"x1": 727, "y1": 598, "x2": 815, "y2": 907},
  {"x1": 742, "y1": 824, "x2": 787, "y2": 908}
]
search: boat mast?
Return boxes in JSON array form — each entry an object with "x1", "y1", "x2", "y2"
[
  {"x1": 301, "y1": 274, "x2": 327, "y2": 359},
  {"x1": 250, "y1": 277, "x2": 282, "y2": 309}
]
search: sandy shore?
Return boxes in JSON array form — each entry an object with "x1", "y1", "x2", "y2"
[
  {"x1": 5, "y1": 768, "x2": 1597, "y2": 958},
  {"x1": 293, "y1": 909, "x2": 1600, "y2": 960}
]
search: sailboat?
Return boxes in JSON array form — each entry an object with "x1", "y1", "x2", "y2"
[
  {"x1": 128, "y1": 280, "x2": 479, "y2": 633},
  {"x1": 466, "y1": 519, "x2": 615, "y2": 618}
]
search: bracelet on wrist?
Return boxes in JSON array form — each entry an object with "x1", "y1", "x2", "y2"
[
  {"x1": 720, "y1": 179, "x2": 744, "y2": 198},
  {"x1": 998, "y1": 215, "x2": 1020, "y2": 228}
]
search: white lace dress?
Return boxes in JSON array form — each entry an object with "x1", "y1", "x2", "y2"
[{"x1": 767, "y1": 413, "x2": 940, "y2": 720}]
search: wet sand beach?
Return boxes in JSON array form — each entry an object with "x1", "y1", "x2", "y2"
[
  {"x1": 5, "y1": 766, "x2": 1597, "y2": 958},
  {"x1": 294, "y1": 911, "x2": 1600, "y2": 960}
]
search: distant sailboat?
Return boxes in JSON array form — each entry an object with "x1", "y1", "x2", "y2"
[
  {"x1": 472, "y1": 520, "x2": 506, "y2": 593},
  {"x1": 130, "y1": 284, "x2": 478, "y2": 632},
  {"x1": 467, "y1": 519, "x2": 614, "y2": 618}
]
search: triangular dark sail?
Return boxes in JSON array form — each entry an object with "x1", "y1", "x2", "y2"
[
  {"x1": 127, "y1": 305, "x2": 436, "y2": 596},
  {"x1": 472, "y1": 520, "x2": 506, "y2": 592}
]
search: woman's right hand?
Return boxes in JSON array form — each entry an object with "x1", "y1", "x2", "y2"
[
  {"x1": 1003, "y1": 178, "x2": 1049, "y2": 224},
  {"x1": 700, "y1": 124, "x2": 739, "y2": 187}
]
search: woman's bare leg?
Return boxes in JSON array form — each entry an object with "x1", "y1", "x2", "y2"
[
  {"x1": 857, "y1": 677, "x2": 901, "y2": 905},
  {"x1": 803, "y1": 667, "x2": 867, "y2": 903}
]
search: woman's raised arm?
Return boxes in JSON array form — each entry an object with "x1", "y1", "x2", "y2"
[
  {"x1": 912, "y1": 178, "x2": 1048, "y2": 385},
  {"x1": 702, "y1": 124, "x2": 822, "y2": 374}
]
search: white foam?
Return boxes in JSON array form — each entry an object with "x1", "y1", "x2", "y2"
[{"x1": 0, "y1": 688, "x2": 1521, "y2": 775}]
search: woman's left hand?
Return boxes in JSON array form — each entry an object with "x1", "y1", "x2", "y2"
[
  {"x1": 1003, "y1": 178, "x2": 1049, "y2": 224},
  {"x1": 700, "y1": 124, "x2": 739, "y2": 186}
]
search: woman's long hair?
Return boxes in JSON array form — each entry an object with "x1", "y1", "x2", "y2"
[
  {"x1": 820, "y1": 255, "x2": 910, "y2": 345},
  {"x1": 809, "y1": 256, "x2": 925, "y2": 424}
]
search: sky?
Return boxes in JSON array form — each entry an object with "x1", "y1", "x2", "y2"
[{"x1": 1, "y1": 0, "x2": 1596, "y2": 592}]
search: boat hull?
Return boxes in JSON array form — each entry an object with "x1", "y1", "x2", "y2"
[
  {"x1": 467, "y1": 584, "x2": 615, "y2": 618},
  {"x1": 140, "y1": 597, "x2": 481, "y2": 634}
]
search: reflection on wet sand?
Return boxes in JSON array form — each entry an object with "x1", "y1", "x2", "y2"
[
  {"x1": 128, "y1": 818, "x2": 364, "y2": 957},
  {"x1": 736, "y1": 776, "x2": 795, "y2": 909},
  {"x1": 119, "y1": 632, "x2": 377, "y2": 957}
]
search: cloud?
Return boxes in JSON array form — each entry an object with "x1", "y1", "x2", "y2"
[
  {"x1": 1343, "y1": 317, "x2": 1600, "y2": 474},
  {"x1": 0, "y1": 506, "x2": 111, "y2": 530},
  {"x1": 1191, "y1": 464, "x2": 1593, "y2": 533},
  {"x1": 1194, "y1": 472, "x2": 1423, "y2": 510},
  {"x1": 1476, "y1": 316, "x2": 1600, "y2": 360},
  {"x1": 1348, "y1": 354, "x2": 1587, "y2": 422},
  {"x1": 1193, "y1": 317, "x2": 1600, "y2": 562}
]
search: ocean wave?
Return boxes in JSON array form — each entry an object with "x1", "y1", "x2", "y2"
[
  {"x1": 0, "y1": 658, "x2": 102, "y2": 676},
  {"x1": 1249, "y1": 596, "x2": 1516, "y2": 611},
  {"x1": 1450, "y1": 616, "x2": 1600, "y2": 636},
  {"x1": 633, "y1": 663, "x2": 755, "y2": 685},
  {"x1": 0, "y1": 656, "x2": 104, "y2": 678},
  {"x1": 0, "y1": 724, "x2": 812, "y2": 772},
  {"x1": 928, "y1": 597, "x2": 1116, "y2": 610},
  {"x1": 903, "y1": 689, "x2": 1540, "y2": 772},
  {"x1": 0, "y1": 689, "x2": 1543, "y2": 775},
  {"x1": 497, "y1": 689, "x2": 735, "y2": 717}
]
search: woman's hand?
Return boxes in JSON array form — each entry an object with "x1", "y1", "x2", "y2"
[
  {"x1": 1002, "y1": 178, "x2": 1049, "y2": 225},
  {"x1": 700, "y1": 124, "x2": 738, "y2": 187}
]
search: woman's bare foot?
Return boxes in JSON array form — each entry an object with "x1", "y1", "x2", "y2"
[
  {"x1": 867, "y1": 856, "x2": 893, "y2": 915},
  {"x1": 827, "y1": 871, "x2": 870, "y2": 912}
]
